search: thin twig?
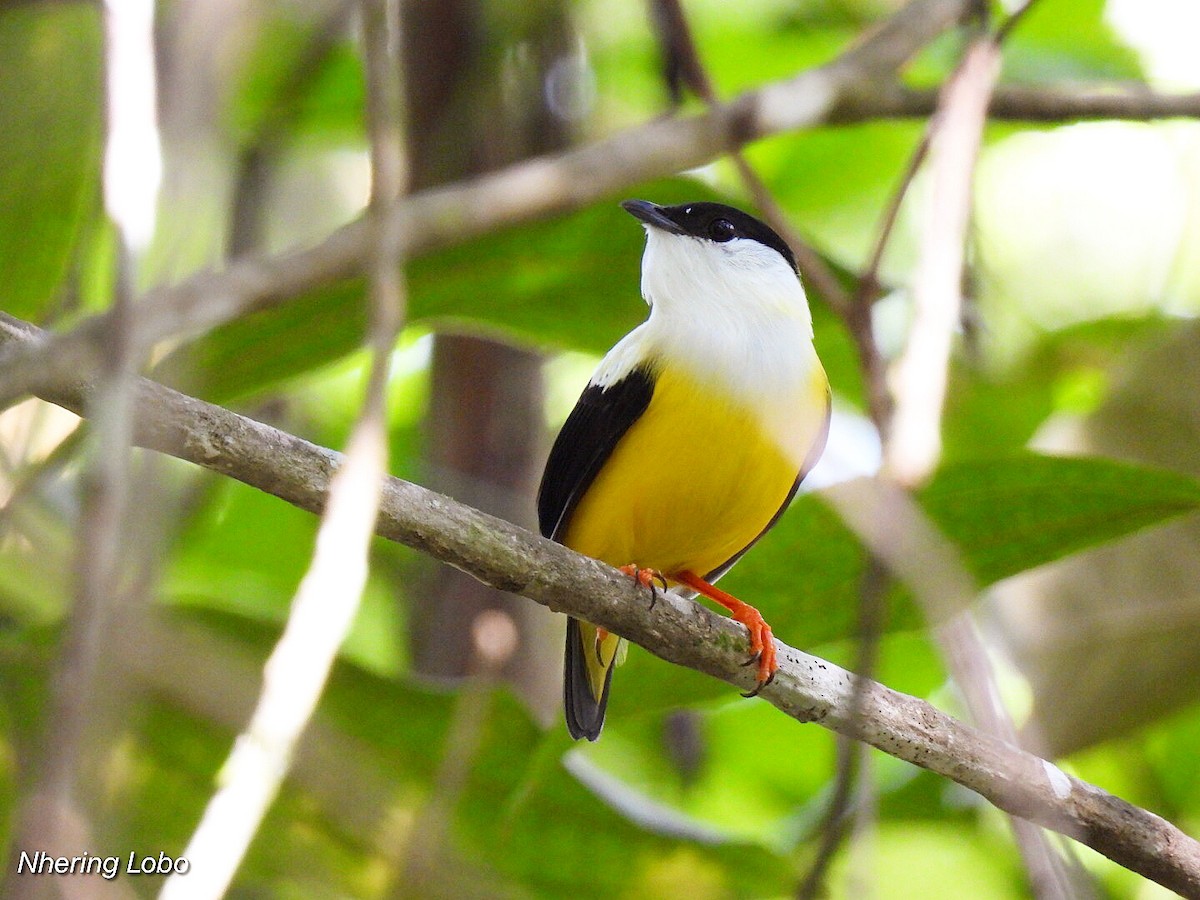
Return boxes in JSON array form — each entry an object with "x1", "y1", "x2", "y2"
[
  {"x1": 852, "y1": 0, "x2": 1048, "y2": 345},
  {"x1": 648, "y1": 0, "x2": 854, "y2": 317},
  {"x1": 226, "y1": 2, "x2": 356, "y2": 259},
  {"x1": 884, "y1": 36, "x2": 999, "y2": 485},
  {"x1": 832, "y1": 82, "x2": 1200, "y2": 123},
  {"x1": 873, "y1": 2, "x2": 1085, "y2": 893},
  {"x1": 1, "y1": 311, "x2": 1198, "y2": 898},
  {"x1": 159, "y1": 1, "x2": 407, "y2": 896},
  {"x1": 9, "y1": 2, "x2": 160, "y2": 894},
  {"x1": 851, "y1": 131, "x2": 929, "y2": 433}
]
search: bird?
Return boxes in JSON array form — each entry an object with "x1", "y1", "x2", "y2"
[{"x1": 537, "y1": 198, "x2": 830, "y2": 741}]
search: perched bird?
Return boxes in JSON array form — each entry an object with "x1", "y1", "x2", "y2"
[{"x1": 538, "y1": 199, "x2": 830, "y2": 740}]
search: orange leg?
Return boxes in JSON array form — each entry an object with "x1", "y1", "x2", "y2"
[{"x1": 675, "y1": 570, "x2": 778, "y2": 696}]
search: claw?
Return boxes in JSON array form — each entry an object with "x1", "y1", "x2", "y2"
[
  {"x1": 648, "y1": 571, "x2": 667, "y2": 610},
  {"x1": 618, "y1": 564, "x2": 667, "y2": 610},
  {"x1": 674, "y1": 570, "x2": 779, "y2": 697},
  {"x1": 741, "y1": 669, "x2": 777, "y2": 698},
  {"x1": 595, "y1": 627, "x2": 610, "y2": 665}
]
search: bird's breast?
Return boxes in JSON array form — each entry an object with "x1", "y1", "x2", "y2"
[{"x1": 561, "y1": 361, "x2": 828, "y2": 579}]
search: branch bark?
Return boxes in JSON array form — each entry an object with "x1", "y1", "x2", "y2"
[
  {"x1": 855, "y1": 83, "x2": 1200, "y2": 124},
  {"x1": 3, "y1": 312, "x2": 1199, "y2": 897}
]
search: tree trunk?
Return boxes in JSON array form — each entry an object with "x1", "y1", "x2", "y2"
[{"x1": 404, "y1": 0, "x2": 574, "y2": 719}]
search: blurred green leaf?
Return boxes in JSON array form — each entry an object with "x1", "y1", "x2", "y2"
[
  {"x1": 167, "y1": 476, "x2": 316, "y2": 621},
  {"x1": 1000, "y1": 0, "x2": 1143, "y2": 84},
  {"x1": 454, "y1": 692, "x2": 796, "y2": 898},
  {"x1": 229, "y1": 9, "x2": 363, "y2": 147},
  {"x1": 1146, "y1": 706, "x2": 1200, "y2": 815},
  {"x1": 831, "y1": 821, "x2": 1024, "y2": 899},
  {"x1": 565, "y1": 633, "x2": 949, "y2": 860},
  {"x1": 0, "y1": 4, "x2": 102, "y2": 320},
  {"x1": 690, "y1": 2, "x2": 857, "y2": 98},
  {"x1": 166, "y1": 471, "x2": 406, "y2": 674},
  {"x1": 581, "y1": 700, "x2": 837, "y2": 848},
  {"x1": 919, "y1": 454, "x2": 1200, "y2": 586},
  {"x1": 943, "y1": 316, "x2": 1175, "y2": 461},
  {"x1": 583, "y1": 0, "x2": 873, "y2": 129}
]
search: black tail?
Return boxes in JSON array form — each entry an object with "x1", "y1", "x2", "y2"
[{"x1": 563, "y1": 617, "x2": 613, "y2": 741}]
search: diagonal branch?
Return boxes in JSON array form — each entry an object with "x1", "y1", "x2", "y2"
[
  {"x1": 0, "y1": 0, "x2": 974, "y2": 411},
  {"x1": 2, "y1": 2, "x2": 1198, "y2": 415},
  {"x1": 3, "y1": 311, "x2": 1199, "y2": 896}
]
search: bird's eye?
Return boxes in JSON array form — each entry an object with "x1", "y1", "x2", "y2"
[{"x1": 708, "y1": 218, "x2": 736, "y2": 242}]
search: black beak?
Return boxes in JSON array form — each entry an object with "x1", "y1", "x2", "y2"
[{"x1": 621, "y1": 199, "x2": 687, "y2": 236}]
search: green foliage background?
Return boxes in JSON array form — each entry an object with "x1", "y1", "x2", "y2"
[{"x1": 1, "y1": 1, "x2": 1199, "y2": 897}]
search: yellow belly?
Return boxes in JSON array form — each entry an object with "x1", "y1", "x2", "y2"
[{"x1": 562, "y1": 364, "x2": 826, "y2": 580}]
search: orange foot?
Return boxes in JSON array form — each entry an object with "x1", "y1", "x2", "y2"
[
  {"x1": 595, "y1": 565, "x2": 667, "y2": 646},
  {"x1": 617, "y1": 564, "x2": 668, "y2": 611},
  {"x1": 675, "y1": 570, "x2": 778, "y2": 697}
]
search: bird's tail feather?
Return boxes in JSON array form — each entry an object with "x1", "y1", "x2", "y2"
[{"x1": 564, "y1": 617, "x2": 619, "y2": 741}]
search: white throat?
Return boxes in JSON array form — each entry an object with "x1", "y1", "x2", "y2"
[{"x1": 632, "y1": 228, "x2": 818, "y2": 397}]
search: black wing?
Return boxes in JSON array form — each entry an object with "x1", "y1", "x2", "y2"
[{"x1": 538, "y1": 366, "x2": 655, "y2": 541}]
